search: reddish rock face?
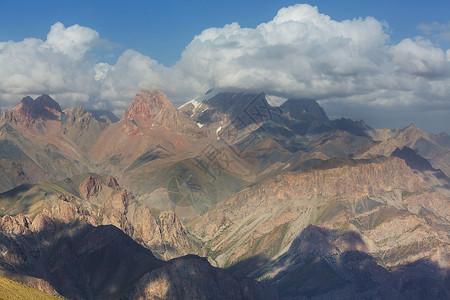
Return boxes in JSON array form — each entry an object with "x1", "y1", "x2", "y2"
[
  {"x1": 4, "y1": 95, "x2": 62, "y2": 126},
  {"x1": 79, "y1": 175, "x2": 103, "y2": 200},
  {"x1": 123, "y1": 89, "x2": 178, "y2": 130},
  {"x1": 105, "y1": 176, "x2": 119, "y2": 188}
]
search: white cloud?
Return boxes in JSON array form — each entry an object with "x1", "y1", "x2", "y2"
[
  {"x1": 418, "y1": 21, "x2": 450, "y2": 41},
  {"x1": 0, "y1": 23, "x2": 99, "y2": 108},
  {"x1": 44, "y1": 22, "x2": 99, "y2": 60},
  {"x1": 174, "y1": 4, "x2": 391, "y2": 100},
  {"x1": 0, "y1": 4, "x2": 449, "y2": 132},
  {"x1": 391, "y1": 38, "x2": 450, "y2": 78}
]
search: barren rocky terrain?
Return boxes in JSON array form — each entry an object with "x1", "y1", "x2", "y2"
[{"x1": 0, "y1": 89, "x2": 448, "y2": 299}]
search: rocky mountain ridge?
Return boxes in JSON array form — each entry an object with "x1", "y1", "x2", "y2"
[
  {"x1": 0, "y1": 173, "x2": 205, "y2": 260},
  {"x1": 3, "y1": 95, "x2": 62, "y2": 127},
  {"x1": 0, "y1": 217, "x2": 274, "y2": 299},
  {"x1": 0, "y1": 88, "x2": 449, "y2": 299}
]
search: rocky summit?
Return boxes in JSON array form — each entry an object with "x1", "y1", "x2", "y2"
[{"x1": 0, "y1": 89, "x2": 449, "y2": 299}]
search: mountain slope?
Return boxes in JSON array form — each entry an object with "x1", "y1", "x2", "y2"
[
  {"x1": 364, "y1": 124, "x2": 450, "y2": 177},
  {"x1": 0, "y1": 173, "x2": 205, "y2": 260},
  {"x1": 0, "y1": 275, "x2": 61, "y2": 300},
  {"x1": 132, "y1": 255, "x2": 278, "y2": 300},
  {"x1": 0, "y1": 217, "x2": 275, "y2": 299},
  {"x1": 62, "y1": 105, "x2": 115, "y2": 152},
  {"x1": 0, "y1": 89, "x2": 449, "y2": 299},
  {"x1": 0, "y1": 95, "x2": 94, "y2": 192},
  {"x1": 189, "y1": 156, "x2": 450, "y2": 276},
  {"x1": 255, "y1": 225, "x2": 449, "y2": 299}
]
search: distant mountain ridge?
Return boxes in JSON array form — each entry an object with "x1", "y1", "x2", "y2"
[
  {"x1": 1, "y1": 89, "x2": 449, "y2": 210},
  {"x1": 0, "y1": 88, "x2": 449, "y2": 299}
]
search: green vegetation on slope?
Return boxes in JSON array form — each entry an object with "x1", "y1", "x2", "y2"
[{"x1": 0, "y1": 276, "x2": 60, "y2": 300}]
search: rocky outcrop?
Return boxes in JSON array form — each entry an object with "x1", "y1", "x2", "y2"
[
  {"x1": 2, "y1": 95, "x2": 61, "y2": 127},
  {"x1": 0, "y1": 218, "x2": 274, "y2": 300},
  {"x1": 189, "y1": 157, "x2": 449, "y2": 276},
  {"x1": 0, "y1": 174, "x2": 205, "y2": 260},
  {"x1": 79, "y1": 175, "x2": 104, "y2": 200},
  {"x1": 123, "y1": 89, "x2": 178, "y2": 131},
  {"x1": 0, "y1": 214, "x2": 32, "y2": 236},
  {"x1": 132, "y1": 255, "x2": 278, "y2": 300},
  {"x1": 105, "y1": 175, "x2": 119, "y2": 188},
  {"x1": 0, "y1": 222, "x2": 164, "y2": 299},
  {"x1": 363, "y1": 124, "x2": 450, "y2": 177},
  {"x1": 132, "y1": 208, "x2": 206, "y2": 260},
  {"x1": 255, "y1": 225, "x2": 449, "y2": 299},
  {"x1": 281, "y1": 98, "x2": 329, "y2": 123}
]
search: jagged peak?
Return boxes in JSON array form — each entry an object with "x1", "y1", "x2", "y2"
[
  {"x1": 88, "y1": 109, "x2": 119, "y2": 123},
  {"x1": 122, "y1": 89, "x2": 177, "y2": 128},
  {"x1": 124, "y1": 90, "x2": 174, "y2": 118},
  {"x1": 63, "y1": 105, "x2": 119, "y2": 124},
  {"x1": 7, "y1": 94, "x2": 61, "y2": 125},
  {"x1": 18, "y1": 95, "x2": 34, "y2": 106},
  {"x1": 398, "y1": 123, "x2": 428, "y2": 140},
  {"x1": 14, "y1": 94, "x2": 61, "y2": 113},
  {"x1": 391, "y1": 146, "x2": 435, "y2": 172},
  {"x1": 281, "y1": 98, "x2": 329, "y2": 123},
  {"x1": 405, "y1": 123, "x2": 419, "y2": 130},
  {"x1": 34, "y1": 94, "x2": 62, "y2": 113},
  {"x1": 64, "y1": 105, "x2": 86, "y2": 115}
]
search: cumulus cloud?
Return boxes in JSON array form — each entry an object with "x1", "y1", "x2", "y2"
[
  {"x1": 45, "y1": 22, "x2": 99, "y2": 60},
  {"x1": 0, "y1": 22, "x2": 100, "y2": 108},
  {"x1": 0, "y1": 4, "x2": 449, "y2": 131},
  {"x1": 175, "y1": 5, "x2": 391, "y2": 100},
  {"x1": 391, "y1": 38, "x2": 450, "y2": 78}
]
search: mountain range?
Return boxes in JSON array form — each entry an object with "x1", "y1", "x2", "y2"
[{"x1": 0, "y1": 89, "x2": 449, "y2": 299}]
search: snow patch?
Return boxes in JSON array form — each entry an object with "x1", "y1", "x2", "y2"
[
  {"x1": 180, "y1": 88, "x2": 224, "y2": 109},
  {"x1": 180, "y1": 97, "x2": 202, "y2": 109}
]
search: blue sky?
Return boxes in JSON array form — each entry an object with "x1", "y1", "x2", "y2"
[{"x1": 0, "y1": 1, "x2": 449, "y2": 133}]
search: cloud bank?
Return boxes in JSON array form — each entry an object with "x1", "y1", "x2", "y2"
[{"x1": 0, "y1": 4, "x2": 449, "y2": 131}]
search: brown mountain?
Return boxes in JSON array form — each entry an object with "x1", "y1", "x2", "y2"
[
  {"x1": 0, "y1": 89, "x2": 449, "y2": 299},
  {"x1": 0, "y1": 173, "x2": 205, "y2": 260},
  {"x1": 188, "y1": 156, "x2": 449, "y2": 297},
  {"x1": 363, "y1": 124, "x2": 450, "y2": 177},
  {"x1": 62, "y1": 105, "x2": 115, "y2": 151},
  {"x1": 132, "y1": 255, "x2": 278, "y2": 300},
  {"x1": 255, "y1": 225, "x2": 449, "y2": 299},
  {"x1": 89, "y1": 89, "x2": 203, "y2": 174},
  {"x1": 3, "y1": 95, "x2": 62, "y2": 127},
  {"x1": 0, "y1": 216, "x2": 275, "y2": 299},
  {"x1": 0, "y1": 97, "x2": 91, "y2": 192}
]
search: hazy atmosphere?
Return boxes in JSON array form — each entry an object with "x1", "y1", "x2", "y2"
[{"x1": 1, "y1": 0, "x2": 449, "y2": 132}]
